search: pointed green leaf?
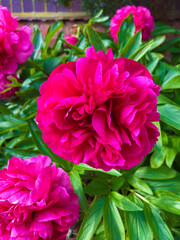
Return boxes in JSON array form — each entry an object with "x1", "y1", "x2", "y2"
[
  {"x1": 75, "y1": 163, "x2": 121, "y2": 176},
  {"x1": 147, "y1": 178, "x2": 180, "y2": 196},
  {"x1": 69, "y1": 169, "x2": 89, "y2": 212},
  {"x1": 129, "y1": 40, "x2": 153, "y2": 61},
  {"x1": 150, "y1": 148, "x2": 165, "y2": 169},
  {"x1": 158, "y1": 104, "x2": 180, "y2": 130},
  {"x1": 121, "y1": 31, "x2": 142, "y2": 58},
  {"x1": 128, "y1": 175, "x2": 153, "y2": 195},
  {"x1": 149, "y1": 35, "x2": 166, "y2": 51},
  {"x1": 135, "y1": 166, "x2": 178, "y2": 180},
  {"x1": 31, "y1": 24, "x2": 44, "y2": 59},
  {"x1": 110, "y1": 191, "x2": 142, "y2": 211},
  {"x1": 144, "y1": 204, "x2": 174, "y2": 240},
  {"x1": 87, "y1": 26, "x2": 106, "y2": 53},
  {"x1": 103, "y1": 198, "x2": 125, "y2": 240},
  {"x1": 125, "y1": 194, "x2": 153, "y2": 240},
  {"x1": 43, "y1": 21, "x2": 63, "y2": 55},
  {"x1": 117, "y1": 14, "x2": 135, "y2": 55},
  {"x1": 77, "y1": 198, "x2": 105, "y2": 240},
  {"x1": 44, "y1": 57, "x2": 63, "y2": 74},
  {"x1": 3, "y1": 148, "x2": 39, "y2": 158},
  {"x1": 148, "y1": 190, "x2": 180, "y2": 215}
]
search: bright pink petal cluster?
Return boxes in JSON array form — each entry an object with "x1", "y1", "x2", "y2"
[
  {"x1": 0, "y1": 74, "x2": 20, "y2": 98},
  {"x1": 64, "y1": 35, "x2": 78, "y2": 48},
  {"x1": 0, "y1": 155, "x2": 79, "y2": 240},
  {"x1": 0, "y1": 6, "x2": 34, "y2": 75},
  {"x1": 36, "y1": 46, "x2": 160, "y2": 171},
  {"x1": 110, "y1": 5, "x2": 154, "y2": 42}
]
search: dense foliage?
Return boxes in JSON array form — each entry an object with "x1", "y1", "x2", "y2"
[{"x1": 0, "y1": 8, "x2": 180, "y2": 240}]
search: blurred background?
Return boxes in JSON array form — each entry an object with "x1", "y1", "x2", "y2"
[{"x1": 1, "y1": 0, "x2": 179, "y2": 37}]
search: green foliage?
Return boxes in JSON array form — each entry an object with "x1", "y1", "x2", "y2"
[{"x1": 0, "y1": 9, "x2": 180, "y2": 240}]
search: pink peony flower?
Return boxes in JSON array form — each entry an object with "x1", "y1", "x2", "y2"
[
  {"x1": 110, "y1": 5, "x2": 154, "y2": 42},
  {"x1": 0, "y1": 6, "x2": 34, "y2": 75},
  {"x1": 64, "y1": 35, "x2": 78, "y2": 48},
  {"x1": 0, "y1": 74, "x2": 20, "y2": 98},
  {"x1": 0, "y1": 155, "x2": 79, "y2": 240},
  {"x1": 36, "y1": 46, "x2": 160, "y2": 171}
]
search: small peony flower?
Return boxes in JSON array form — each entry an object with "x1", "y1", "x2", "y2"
[
  {"x1": 0, "y1": 155, "x2": 79, "y2": 240},
  {"x1": 110, "y1": 5, "x2": 154, "y2": 42},
  {"x1": 0, "y1": 6, "x2": 34, "y2": 75},
  {"x1": 36, "y1": 46, "x2": 160, "y2": 171},
  {"x1": 0, "y1": 74, "x2": 20, "y2": 98},
  {"x1": 64, "y1": 35, "x2": 78, "y2": 48}
]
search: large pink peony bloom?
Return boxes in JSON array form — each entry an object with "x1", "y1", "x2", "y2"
[
  {"x1": 0, "y1": 6, "x2": 34, "y2": 75},
  {"x1": 0, "y1": 155, "x2": 79, "y2": 240},
  {"x1": 110, "y1": 5, "x2": 154, "y2": 42},
  {"x1": 0, "y1": 74, "x2": 20, "y2": 98},
  {"x1": 36, "y1": 46, "x2": 160, "y2": 171},
  {"x1": 64, "y1": 35, "x2": 78, "y2": 48}
]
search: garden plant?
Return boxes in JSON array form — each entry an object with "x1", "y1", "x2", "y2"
[{"x1": 0, "y1": 3, "x2": 180, "y2": 240}]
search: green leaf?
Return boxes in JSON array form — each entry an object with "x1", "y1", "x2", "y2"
[
  {"x1": 135, "y1": 166, "x2": 178, "y2": 180},
  {"x1": 120, "y1": 31, "x2": 142, "y2": 58},
  {"x1": 150, "y1": 148, "x2": 165, "y2": 169},
  {"x1": 157, "y1": 94, "x2": 178, "y2": 106},
  {"x1": 110, "y1": 191, "x2": 142, "y2": 211},
  {"x1": 164, "y1": 147, "x2": 177, "y2": 167},
  {"x1": 157, "y1": 37, "x2": 180, "y2": 52},
  {"x1": 0, "y1": 131, "x2": 14, "y2": 147},
  {"x1": 93, "y1": 232, "x2": 105, "y2": 240},
  {"x1": 117, "y1": 14, "x2": 135, "y2": 55},
  {"x1": 21, "y1": 71, "x2": 45, "y2": 90},
  {"x1": 158, "y1": 104, "x2": 180, "y2": 130},
  {"x1": 144, "y1": 204, "x2": 174, "y2": 240},
  {"x1": 146, "y1": 178, "x2": 180, "y2": 196},
  {"x1": 69, "y1": 169, "x2": 89, "y2": 212},
  {"x1": 60, "y1": 38, "x2": 84, "y2": 54},
  {"x1": 43, "y1": 57, "x2": 63, "y2": 74},
  {"x1": 43, "y1": 21, "x2": 63, "y2": 55},
  {"x1": 128, "y1": 175, "x2": 153, "y2": 195},
  {"x1": 147, "y1": 58, "x2": 159, "y2": 73},
  {"x1": 149, "y1": 35, "x2": 166, "y2": 51},
  {"x1": 87, "y1": 26, "x2": 106, "y2": 53},
  {"x1": 92, "y1": 9, "x2": 103, "y2": 19},
  {"x1": 91, "y1": 16, "x2": 109, "y2": 24},
  {"x1": 77, "y1": 35, "x2": 88, "y2": 50},
  {"x1": 125, "y1": 194, "x2": 153, "y2": 240},
  {"x1": 148, "y1": 190, "x2": 180, "y2": 215},
  {"x1": 77, "y1": 198, "x2": 105, "y2": 240},
  {"x1": 152, "y1": 22, "x2": 180, "y2": 36},
  {"x1": 75, "y1": 163, "x2": 121, "y2": 176},
  {"x1": 161, "y1": 74, "x2": 180, "y2": 90},
  {"x1": 103, "y1": 198, "x2": 125, "y2": 240},
  {"x1": 3, "y1": 148, "x2": 39, "y2": 158},
  {"x1": 154, "y1": 122, "x2": 162, "y2": 151},
  {"x1": 28, "y1": 119, "x2": 71, "y2": 171},
  {"x1": 84, "y1": 178, "x2": 109, "y2": 195},
  {"x1": 111, "y1": 177, "x2": 125, "y2": 191},
  {"x1": 129, "y1": 40, "x2": 153, "y2": 61},
  {"x1": 31, "y1": 24, "x2": 44, "y2": 59}
]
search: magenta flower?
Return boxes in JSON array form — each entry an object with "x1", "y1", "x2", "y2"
[
  {"x1": 110, "y1": 5, "x2": 155, "y2": 42},
  {"x1": 0, "y1": 6, "x2": 34, "y2": 75},
  {"x1": 36, "y1": 46, "x2": 160, "y2": 171},
  {"x1": 0, "y1": 74, "x2": 20, "y2": 98},
  {"x1": 64, "y1": 35, "x2": 78, "y2": 48},
  {"x1": 0, "y1": 155, "x2": 79, "y2": 240}
]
